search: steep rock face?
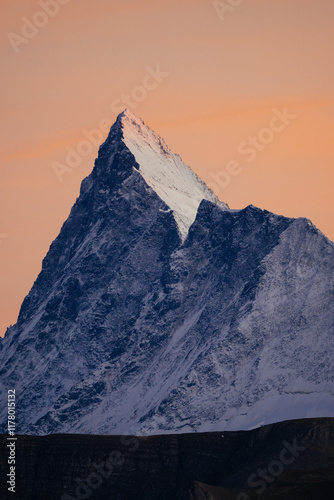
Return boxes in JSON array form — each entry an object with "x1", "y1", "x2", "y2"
[{"x1": 0, "y1": 110, "x2": 333, "y2": 436}]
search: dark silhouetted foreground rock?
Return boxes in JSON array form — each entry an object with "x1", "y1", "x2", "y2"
[{"x1": 1, "y1": 418, "x2": 334, "y2": 499}]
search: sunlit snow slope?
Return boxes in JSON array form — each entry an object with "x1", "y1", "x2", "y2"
[{"x1": 121, "y1": 109, "x2": 228, "y2": 238}]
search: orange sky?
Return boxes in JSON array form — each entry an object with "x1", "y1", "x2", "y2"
[{"x1": 1, "y1": 0, "x2": 333, "y2": 335}]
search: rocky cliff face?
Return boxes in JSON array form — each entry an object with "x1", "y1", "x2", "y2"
[{"x1": 0, "y1": 110, "x2": 333, "y2": 436}]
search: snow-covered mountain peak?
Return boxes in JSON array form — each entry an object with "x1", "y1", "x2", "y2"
[
  {"x1": 116, "y1": 109, "x2": 228, "y2": 239},
  {"x1": 119, "y1": 108, "x2": 170, "y2": 154},
  {"x1": 1, "y1": 109, "x2": 334, "y2": 437}
]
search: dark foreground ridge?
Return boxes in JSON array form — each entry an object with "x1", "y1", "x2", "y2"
[{"x1": 1, "y1": 418, "x2": 333, "y2": 499}]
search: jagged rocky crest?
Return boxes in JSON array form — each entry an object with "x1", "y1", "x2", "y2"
[{"x1": 0, "y1": 110, "x2": 333, "y2": 435}]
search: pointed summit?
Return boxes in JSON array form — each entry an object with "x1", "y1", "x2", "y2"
[
  {"x1": 108, "y1": 109, "x2": 228, "y2": 238},
  {"x1": 83, "y1": 109, "x2": 228, "y2": 239}
]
